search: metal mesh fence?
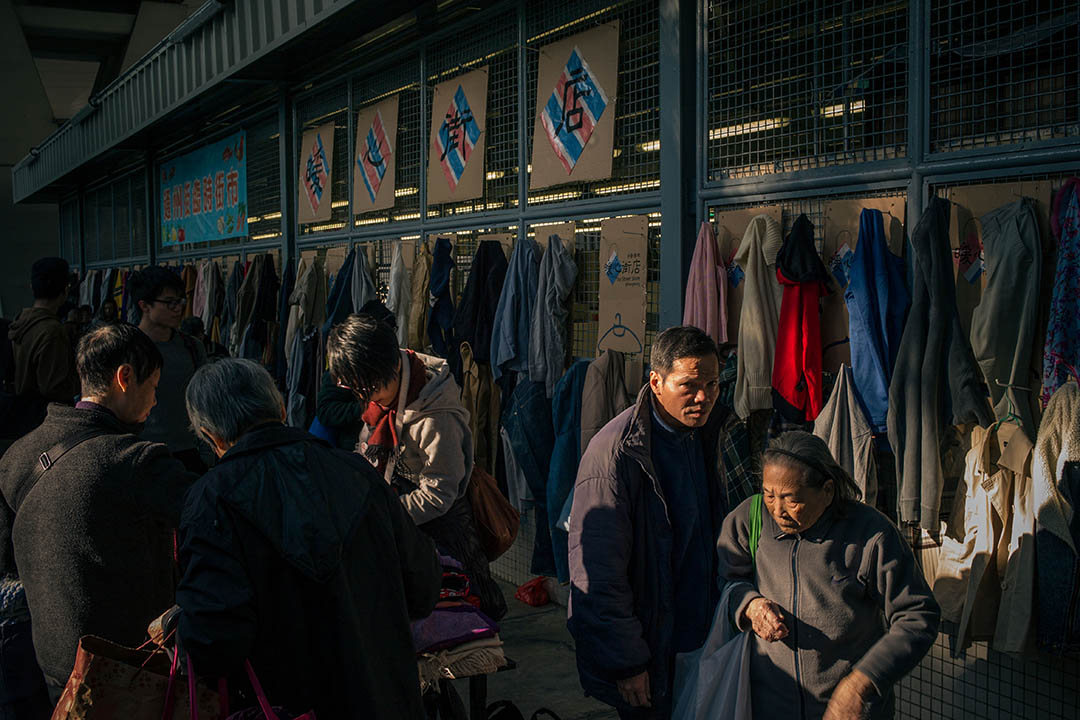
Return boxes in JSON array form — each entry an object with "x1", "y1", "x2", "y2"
[
  {"x1": 425, "y1": 5, "x2": 519, "y2": 219},
  {"x1": 297, "y1": 82, "x2": 350, "y2": 237},
  {"x1": 132, "y1": 170, "x2": 148, "y2": 258},
  {"x1": 245, "y1": 115, "x2": 283, "y2": 243},
  {"x1": 706, "y1": 0, "x2": 908, "y2": 180},
  {"x1": 114, "y1": 176, "x2": 131, "y2": 260},
  {"x1": 525, "y1": 0, "x2": 660, "y2": 204},
  {"x1": 929, "y1": 1, "x2": 1080, "y2": 154},
  {"x1": 60, "y1": 197, "x2": 80, "y2": 265},
  {"x1": 97, "y1": 185, "x2": 114, "y2": 262}
]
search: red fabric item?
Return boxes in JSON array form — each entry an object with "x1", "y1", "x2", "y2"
[
  {"x1": 772, "y1": 267, "x2": 828, "y2": 421},
  {"x1": 361, "y1": 351, "x2": 428, "y2": 460},
  {"x1": 514, "y1": 577, "x2": 550, "y2": 607}
]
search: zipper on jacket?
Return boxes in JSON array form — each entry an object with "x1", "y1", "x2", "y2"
[{"x1": 790, "y1": 537, "x2": 805, "y2": 720}]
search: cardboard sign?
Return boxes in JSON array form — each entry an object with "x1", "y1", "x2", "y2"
[
  {"x1": 532, "y1": 222, "x2": 576, "y2": 254},
  {"x1": 353, "y1": 95, "x2": 399, "y2": 214},
  {"x1": 297, "y1": 122, "x2": 336, "y2": 225},
  {"x1": 947, "y1": 181, "x2": 1050, "y2": 340},
  {"x1": 427, "y1": 68, "x2": 489, "y2": 205},
  {"x1": 324, "y1": 246, "x2": 348, "y2": 280},
  {"x1": 300, "y1": 249, "x2": 318, "y2": 265},
  {"x1": 529, "y1": 22, "x2": 620, "y2": 191},
  {"x1": 597, "y1": 215, "x2": 648, "y2": 356},
  {"x1": 712, "y1": 205, "x2": 782, "y2": 344},
  {"x1": 820, "y1": 197, "x2": 906, "y2": 372}
]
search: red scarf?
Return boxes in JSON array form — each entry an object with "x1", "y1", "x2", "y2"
[{"x1": 361, "y1": 351, "x2": 428, "y2": 466}]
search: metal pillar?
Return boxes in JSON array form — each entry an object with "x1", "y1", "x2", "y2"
[
  {"x1": 658, "y1": 0, "x2": 698, "y2": 329},
  {"x1": 278, "y1": 89, "x2": 296, "y2": 270}
]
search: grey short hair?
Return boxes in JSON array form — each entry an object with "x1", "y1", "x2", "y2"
[
  {"x1": 762, "y1": 431, "x2": 862, "y2": 511},
  {"x1": 186, "y1": 358, "x2": 284, "y2": 445}
]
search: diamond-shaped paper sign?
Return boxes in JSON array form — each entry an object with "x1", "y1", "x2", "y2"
[
  {"x1": 358, "y1": 110, "x2": 394, "y2": 204},
  {"x1": 604, "y1": 248, "x2": 622, "y2": 284},
  {"x1": 303, "y1": 132, "x2": 330, "y2": 214},
  {"x1": 434, "y1": 85, "x2": 481, "y2": 192},
  {"x1": 541, "y1": 47, "x2": 610, "y2": 175}
]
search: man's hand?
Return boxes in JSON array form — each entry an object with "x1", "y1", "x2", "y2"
[
  {"x1": 617, "y1": 670, "x2": 652, "y2": 708},
  {"x1": 743, "y1": 597, "x2": 789, "y2": 642},
  {"x1": 823, "y1": 669, "x2": 876, "y2": 720},
  {"x1": 147, "y1": 604, "x2": 182, "y2": 646}
]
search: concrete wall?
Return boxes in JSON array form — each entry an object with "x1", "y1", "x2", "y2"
[{"x1": 0, "y1": 0, "x2": 61, "y2": 319}]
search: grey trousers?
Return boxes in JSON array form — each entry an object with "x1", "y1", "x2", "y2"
[{"x1": 970, "y1": 198, "x2": 1043, "y2": 440}]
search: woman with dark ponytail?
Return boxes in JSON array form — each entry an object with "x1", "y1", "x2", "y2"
[{"x1": 716, "y1": 431, "x2": 940, "y2": 720}]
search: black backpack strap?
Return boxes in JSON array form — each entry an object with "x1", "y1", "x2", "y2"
[
  {"x1": 32, "y1": 429, "x2": 110, "y2": 484},
  {"x1": 178, "y1": 331, "x2": 202, "y2": 369}
]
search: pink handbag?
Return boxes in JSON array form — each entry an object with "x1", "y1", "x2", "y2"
[{"x1": 184, "y1": 656, "x2": 315, "y2": 720}]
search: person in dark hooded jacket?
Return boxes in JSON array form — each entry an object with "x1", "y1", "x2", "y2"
[{"x1": 176, "y1": 358, "x2": 441, "y2": 719}]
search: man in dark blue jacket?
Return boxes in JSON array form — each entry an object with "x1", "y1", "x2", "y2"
[{"x1": 568, "y1": 326, "x2": 728, "y2": 719}]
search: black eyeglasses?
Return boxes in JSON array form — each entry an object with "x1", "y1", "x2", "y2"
[{"x1": 151, "y1": 296, "x2": 187, "y2": 311}]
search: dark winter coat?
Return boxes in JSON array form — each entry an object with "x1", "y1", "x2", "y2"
[
  {"x1": 0, "y1": 403, "x2": 194, "y2": 684},
  {"x1": 176, "y1": 424, "x2": 441, "y2": 719},
  {"x1": 451, "y1": 240, "x2": 509, "y2": 379},
  {"x1": 567, "y1": 386, "x2": 727, "y2": 716}
]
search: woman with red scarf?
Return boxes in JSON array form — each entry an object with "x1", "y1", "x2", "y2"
[{"x1": 326, "y1": 313, "x2": 506, "y2": 620}]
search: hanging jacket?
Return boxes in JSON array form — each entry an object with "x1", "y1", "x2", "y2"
[
  {"x1": 202, "y1": 260, "x2": 225, "y2": 330},
  {"x1": 846, "y1": 208, "x2": 909, "y2": 433},
  {"x1": 502, "y1": 379, "x2": 556, "y2": 576},
  {"x1": 221, "y1": 261, "x2": 244, "y2": 353},
  {"x1": 934, "y1": 422, "x2": 1035, "y2": 655},
  {"x1": 734, "y1": 214, "x2": 783, "y2": 419},
  {"x1": 192, "y1": 260, "x2": 209, "y2": 321},
  {"x1": 580, "y1": 348, "x2": 635, "y2": 452},
  {"x1": 453, "y1": 240, "x2": 509, "y2": 370},
  {"x1": 460, "y1": 342, "x2": 500, "y2": 474},
  {"x1": 387, "y1": 243, "x2": 412, "y2": 347},
  {"x1": 408, "y1": 240, "x2": 432, "y2": 352},
  {"x1": 286, "y1": 257, "x2": 328, "y2": 366},
  {"x1": 272, "y1": 260, "x2": 296, "y2": 381},
  {"x1": 888, "y1": 197, "x2": 994, "y2": 529},
  {"x1": 491, "y1": 236, "x2": 541, "y2": 380},
  {"x1": 427, "y1": 237, "x2": 455, "y2": 359},
  {"x1": 1041, "y1": 178, "x2": 1080, "y2": 408},
  {"x1": 351, "y1": 244, "x2": 378, "y2": 317},
  {"x1": 813, "y1": 364, "x2": 877, "y2": 506},
  {"x1": 1036, "y1": 460, "x2": 1080, "y2": 654},
  {"x1": 323, "y1": 245, "x2": 357, "y2": 339},
  {"x1": 970, "y1": 199, "x2": 1043, "y2": 440},
  {"x1": 181, "y1": 265, "x2": 197, "y2": 319},
  {"x1": 683, "y1": 221, "x2": 727, "y2": 345},
  {"x1": 773, "y1": 214, "x2": 829, "y2": 423},
  {"x1": 1034, "y1": 379, "x2": 1080, "y2": 557},
  {"x1": 547, "y1": 359, "x2": 590, "y2": 583},
  {"x1": 529, "y1": 234, "x2": 578, "y2": 398}
]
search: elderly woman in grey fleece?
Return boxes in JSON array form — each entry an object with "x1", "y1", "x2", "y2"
[{"x1": 717, "y1": 431, "x2": 940, "y2": 720}]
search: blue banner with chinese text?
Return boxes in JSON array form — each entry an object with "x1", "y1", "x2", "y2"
[{"x1": 159, "y1": 131, "x2": 247, "y2": 246}]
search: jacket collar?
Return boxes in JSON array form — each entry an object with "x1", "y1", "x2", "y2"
[
  {"x1": 221, "y1": 423, "x2": 328, "y2": 463},
  {"x1": 47, "y1": 402, "x2": 141, "y2": 435},
  {"x1": 972, "y1": 422, "x2": 1033, "y2": 478}
]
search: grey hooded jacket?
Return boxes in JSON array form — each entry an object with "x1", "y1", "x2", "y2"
[{"x1": 529, "y1": 234, "x2": 578, "y2": 397}]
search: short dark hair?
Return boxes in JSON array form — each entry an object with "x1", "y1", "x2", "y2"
[
  {"x1": 649, "y1": 325, "x2": 719, "y2": 376},
  {"x1": 31, "y1": 258, "x2": 70, "y2": 300},
  {"x1": 326, "y1": 313, "x2": 400, "y2": 401},
  {"x1": 129, "y1": 266, "x2": 185, "y2": 308},
  {"x1": 180, "y1": 316, "x2": 205, "y2": 336},
  {"x1": 76, "y1": 324, "x2": 164, "y2": 397},
  {"x1": 763, "y1": 431, "x2": 863, "y2": 512}
]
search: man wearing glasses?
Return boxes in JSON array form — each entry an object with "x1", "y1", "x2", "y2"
[{"x1": 130, "y1": 267, "x2": 207, "y2": 472}]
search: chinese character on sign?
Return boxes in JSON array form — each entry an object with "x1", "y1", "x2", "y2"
[
  {"x1": 193, "y1": 179, "x2": 202, "y2": 215},
  {"x1": 358, "y1": 110, "x2": 393, "y2": 203},
  {"x1": 226, "y1": 170, "x2": 239, "y2": 208},
  {"x1": 172, "y1": 186, "x2": 182, "y2": 220},
  {"x1": 163, "y1": 188, "x2": 172, "y2": 221},
  {"x1": 183, "y1": 182, "x2": 192, "y2": 218},
  {"x1": 203, "y1": 175, "x2": 213, "y2": 212},
  {"x1": 541, "y1": 47, "x2": 609, "y2": 174},
  {"x1": 434, "y1": 85, "x2": 480, "y2": 192},
  {"x1": 303, "y1": 132, "x2": 329, "y2": 214},
  {"x1": 214, "y1": 172, "x2": 225, "y2": 211}
]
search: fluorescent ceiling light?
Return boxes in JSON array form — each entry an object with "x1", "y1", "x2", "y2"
[{"x1": 710, "y1": 117, "x2": 791, "y2": 140}]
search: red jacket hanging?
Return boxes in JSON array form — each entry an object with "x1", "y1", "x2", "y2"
[{"x1": 772, "y1": 214, "x2": 830, "y2": 423}]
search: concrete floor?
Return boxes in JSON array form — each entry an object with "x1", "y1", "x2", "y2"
[{"x1": 451, "y1": 581, "x2": 618, "y2": 720}]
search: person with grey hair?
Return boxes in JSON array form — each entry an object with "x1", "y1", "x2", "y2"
[
  {"x1": 568, "y1": 325, "x2": 731, "y2": 719},
  {"x1": 717, "y1": 431, "x2": 940, "y2": 720},
  {"x1": 173, "y1": 358, "x2": 441, "y2": 719}
]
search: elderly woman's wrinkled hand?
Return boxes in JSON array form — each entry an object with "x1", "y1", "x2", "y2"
[
  {"x1": 744, "y1": 597, "x2": 789, "y2": 642},
  {"x1": 823, "y1": 669, "x2": 876, "y2": 720}
]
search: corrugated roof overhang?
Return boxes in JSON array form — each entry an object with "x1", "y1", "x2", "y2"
[{"x1": 11, "y1": 0, "x2": 431, "y2": 203}]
